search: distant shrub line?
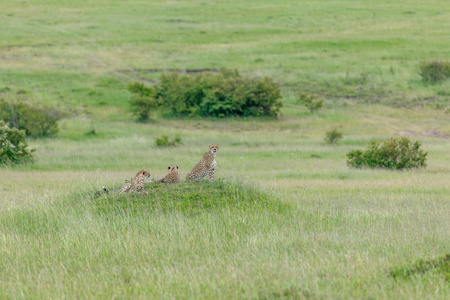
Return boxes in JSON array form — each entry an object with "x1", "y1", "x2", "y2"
[
  {"x1": 128, "y1": 69, "x2": 283, "y2": 120},
  {"x1": 347, "y1": 136, "x2": 427, "y2": 170}
]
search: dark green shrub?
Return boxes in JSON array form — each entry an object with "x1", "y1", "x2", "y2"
[
  {"x1": 155, "y1": 135, "x2": 183, "y2": 147},
  {"x1": 419, "y1": 61, "x2": 450, "y2": 83},
  {"x1": 128, "y1": 82, "x2": 158, "y2": 121},
  {"x1": 297, "y1": 92, "x2": 323, "y2": 113},
  {"x1": 0, "y1": 120, "x2": 34, "y2": 165},
  {"x1": 347, "y1": 136, "x2": 427, "y2": 169},
  {"x1": 128, "y1": 69, "x2": 283, "y2": 118},
  {"x1": 324, "y1": 128, "x2": 343, "y2": 144},
  {"x1": 0, "y1": 99, "x2": 63, "y2": 138}
]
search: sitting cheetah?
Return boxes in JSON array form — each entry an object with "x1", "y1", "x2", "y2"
[
  {"x1": 118, "y1": 169, "x2": 151, "y2": 194},
  {"x1": 156, "y1": 164, "x2": 180, "y2": 184},
  {"x1": 186, "y1": 144, "x2": 219, "y2": 183}
]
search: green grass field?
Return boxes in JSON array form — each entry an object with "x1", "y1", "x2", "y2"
[{"x1": 1, "y1": 0, "x2": 449, "y2": 299}]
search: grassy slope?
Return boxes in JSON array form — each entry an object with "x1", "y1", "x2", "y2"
[{"x1": 1, "y1": 0, "x2": 450, "y2": 299}]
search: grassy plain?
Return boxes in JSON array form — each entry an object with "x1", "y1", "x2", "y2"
[{"x1": 1, "y1": 0, "x2": 450, "y2": 299}]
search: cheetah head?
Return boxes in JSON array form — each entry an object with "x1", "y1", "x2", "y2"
[
  {"x1": 168, "y1": 165, "x2": 179, "y2": 172},
  {"x1": 136, "y1": 169, "x2": 151, "y2": 179},
  {"x1": 209, "y1": 144, "x2": 219, "y2": 154}
]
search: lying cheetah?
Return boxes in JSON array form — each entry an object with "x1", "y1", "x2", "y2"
[
  {"x1": 186, "y1": 144, "x2": 219, "y2": 183},
  {"x1": 118, "y1": 169, "x2": 151, "y2": 194},
  {"x1": 156, "y1": 164, "x2": 180, "y2": 184}
]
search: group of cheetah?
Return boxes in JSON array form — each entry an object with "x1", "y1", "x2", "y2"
[{"x1": 112, "y1": 144, "x2": 219, "y2": 194}]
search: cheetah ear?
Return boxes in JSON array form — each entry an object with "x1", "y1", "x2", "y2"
[
  {"x1": 168, "y1": 166, "x2": 171, "y2": 170},
  {"x1": 176, "y1": 165, "x2": 179, "y2": 169}
]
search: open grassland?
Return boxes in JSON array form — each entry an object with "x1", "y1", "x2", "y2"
[
  {"x1": 1, "y1": 0, "x2": 450, "y2": 299},
  {"x1": 1, "y1": 0, "x2": 450, "y2": 107}
]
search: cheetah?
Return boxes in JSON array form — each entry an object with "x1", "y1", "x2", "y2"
[
  {"x1": 118, "y1": 169, "x2": 151, "y2": 194},
  {"x1": 156, "y1": 164, "x2": 180, "y2": 184},
  {"x1": 186, "y1": 144, "x2": 219, "y2": 183}
]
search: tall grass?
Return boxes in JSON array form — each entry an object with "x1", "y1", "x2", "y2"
[{"x1": 1, "y1": 176, "x2": 449, "y2": 299}]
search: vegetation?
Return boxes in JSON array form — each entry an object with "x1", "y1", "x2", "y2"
[
  {"x1": 0, "y1": 99, "x2": 63, "y2": 138},
  {"x1": 1, "y1": 0, "x2": 449, "y2": 108},
  {"x1": 0, "y1": 0, "x2": 449, "y2": 298},
  {"x1": 129, "y1": 70, "x2": 283, "y2": 118},
  {"x1": 297, "y1": 93, "x2": 323, "y2": 113},
  {"x1": 1, "y1": 114, "x2": 449, "y2": 299},
  {"x1": 419, "y1": 61, "x2": 450, "y2": 84},
  {"x1": 0, "y1": 120, "x2": 34, "y2": 164},
  {"x1": 324, "y1": 128, "x2": 343, "y2": 145},
  {"x1": 391, "y1": 254, "x2": 450, "y2": 282},
  {"x1": 155, "y1": 134, "x2": 183, "y2": 147},
  {"x1": 95, "y1": 180, "x2": 286, "y2": 216},
  {"x1": 128, "y1": 82, "x2": 157, "y2": 121},
  {"x1": 347, "y1": 136, "x2": 427, "y2": 169}
]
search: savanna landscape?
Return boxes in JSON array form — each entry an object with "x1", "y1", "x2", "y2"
[{"x1": 1, "y1": 0, "x2": 449, "y2": 299}]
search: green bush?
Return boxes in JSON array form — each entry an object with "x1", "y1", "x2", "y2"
[
  {"x1": 324, "y1": 128, "x2": 343, "y2": 144},
  {"x1": 419, "y1": 61, "x2": 450, "y2": 83},
  {"x1": 128, "y1": 82, "x2": 158, "y2": 121},
  {"x1": 0, "y1": 120, "x2": 34, "y2": 165},
  {"x1": 155, "y1": 135, "x2": 183, "y2": 147},
  {"x1": 128, "y1": 69, "x2": 283, "y2": 118},
  {"x1": 0, "y1": 99, "x2": 63, "y2": 138},
  {"x1": 347, "y1": 136, "x2": 427, "y2": 169},
  {"x1": 297, "y1": 92, "x2": 323, "y2": 113}
]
